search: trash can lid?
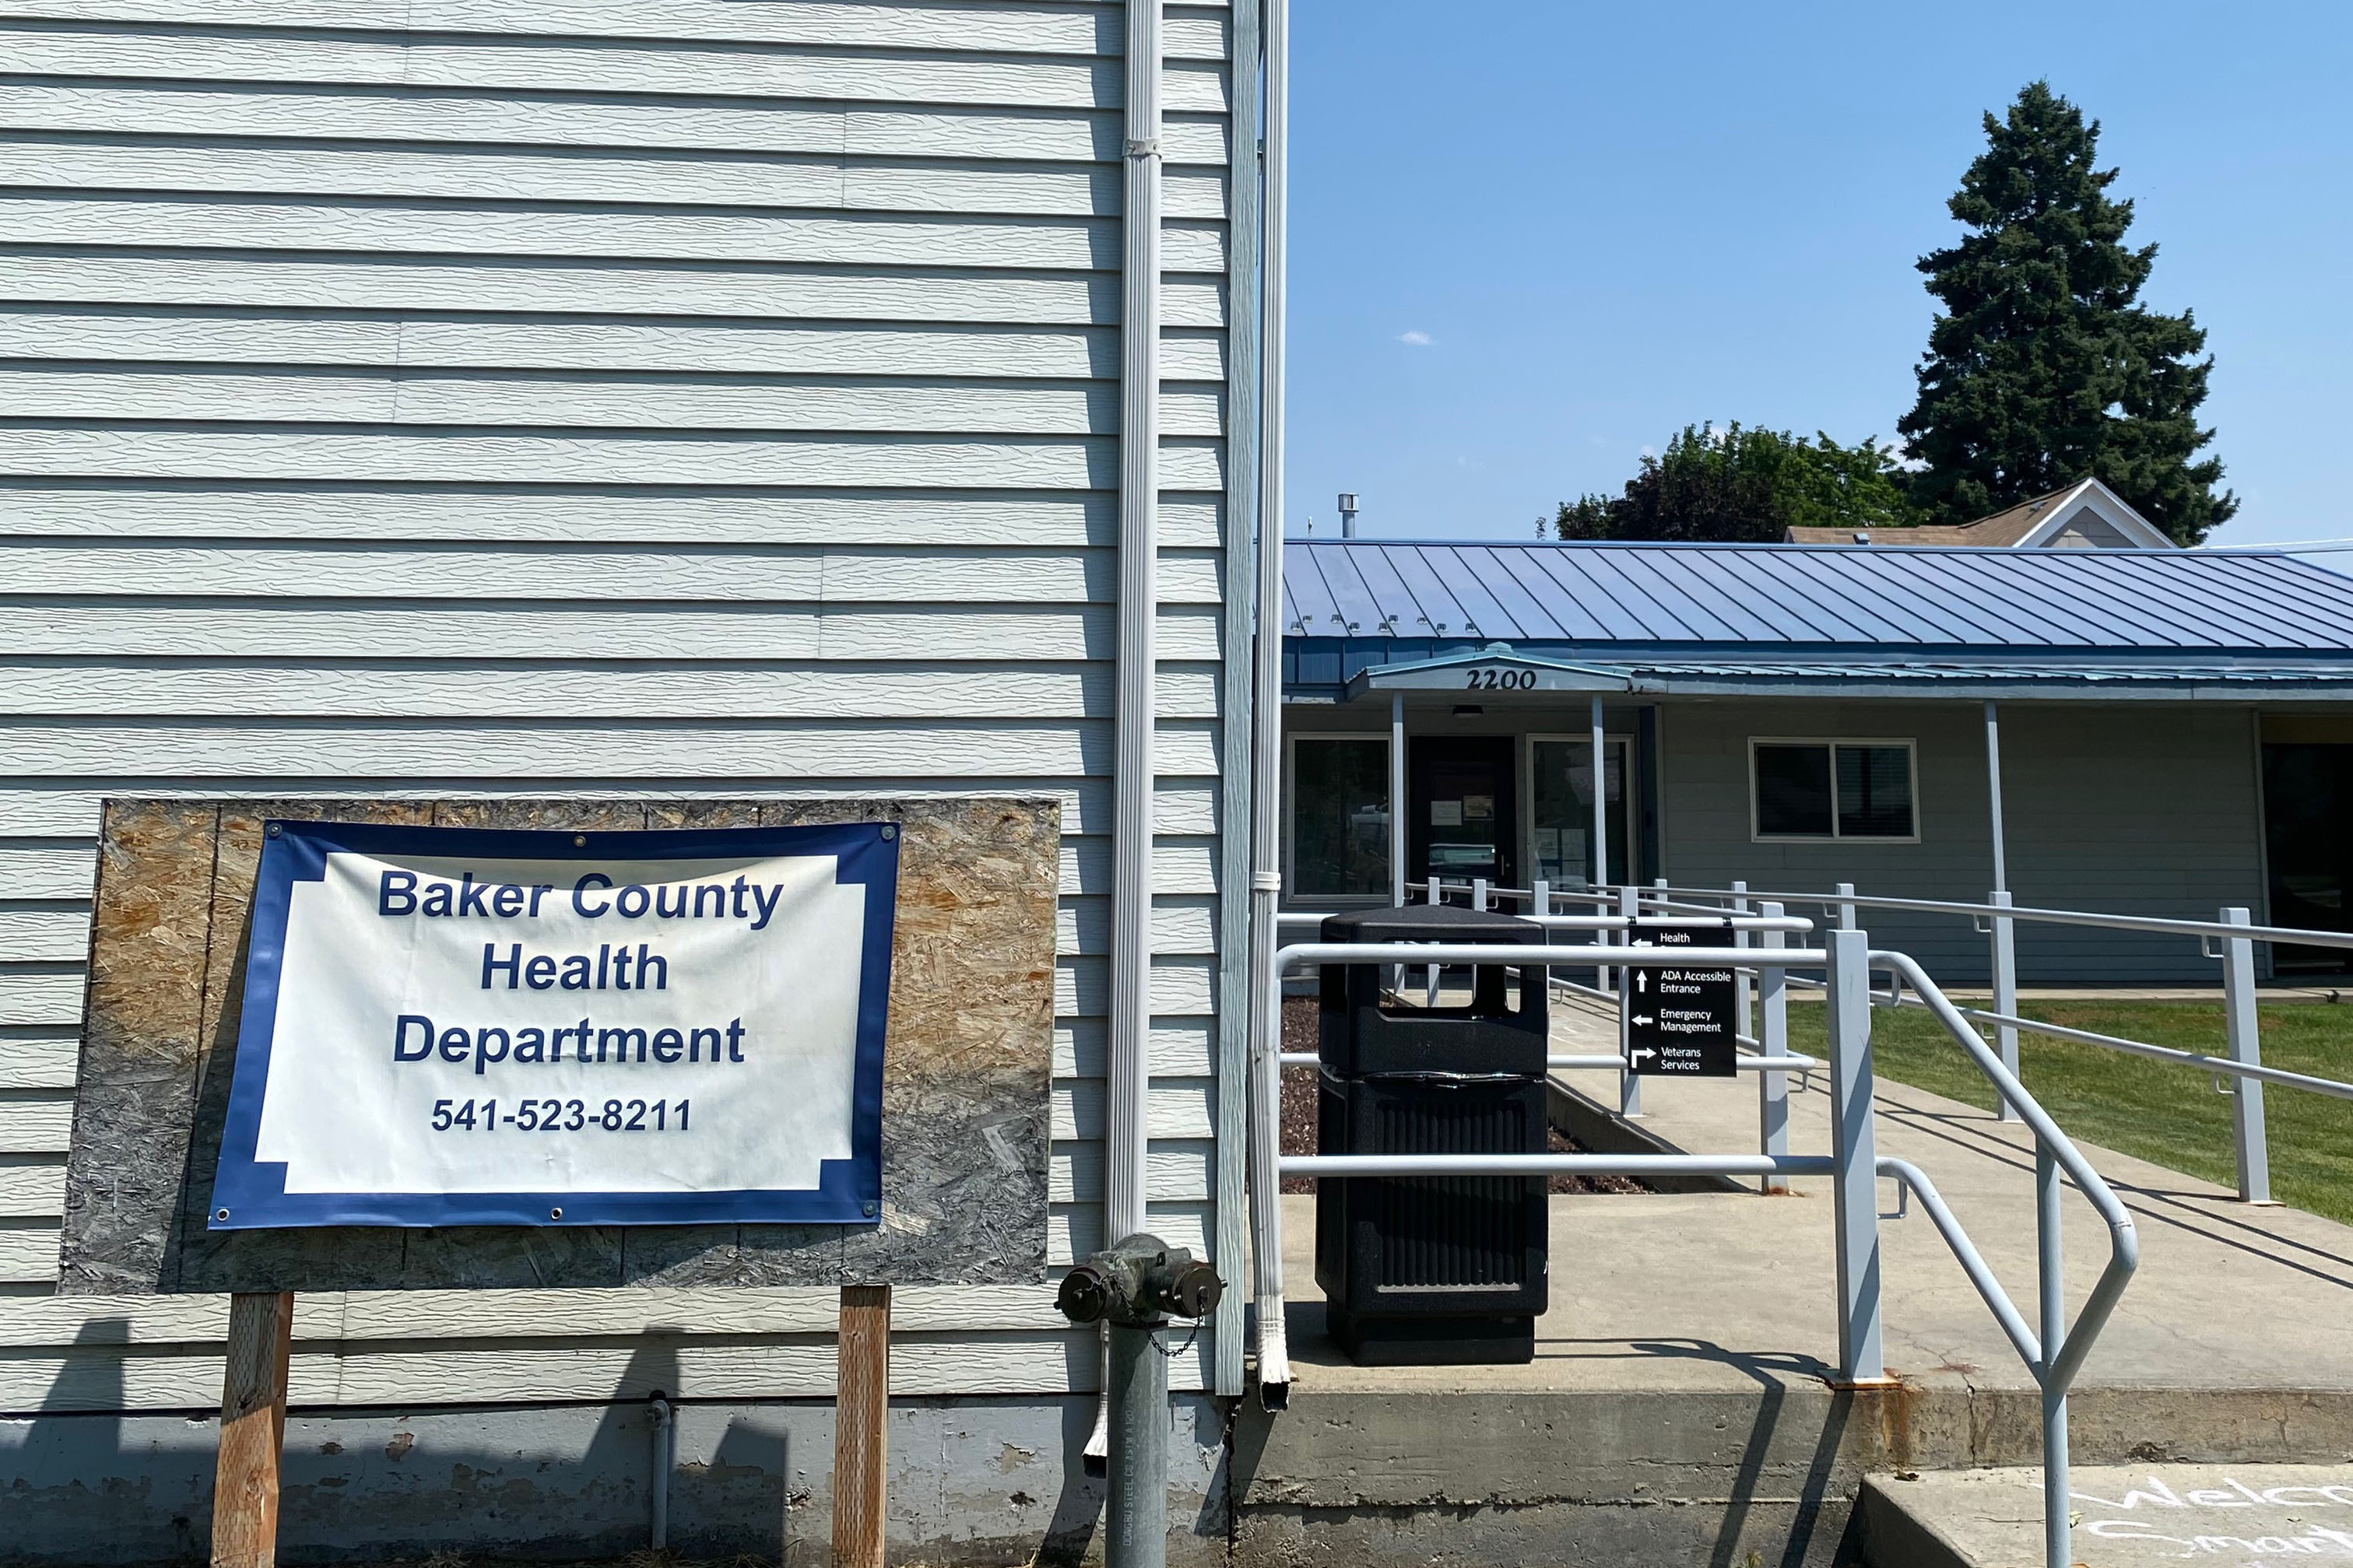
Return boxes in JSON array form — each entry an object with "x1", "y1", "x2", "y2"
[{"x1": 1319, "y1": 904, "x2": 1538, "y2": 944}]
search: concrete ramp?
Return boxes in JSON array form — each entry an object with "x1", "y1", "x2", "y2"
[
  {"x1": 1860, "y1": 1465, "x2": 2353, "y2": 1566},
  {"x1": 1232, "y1": 994, "x2": 2353, "y2": 1565}
]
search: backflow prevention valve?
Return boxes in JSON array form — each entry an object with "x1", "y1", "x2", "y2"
[
  {"x1": 1056, "y1": 1234, "x2": 1223, "y2": 1568},
  {"x1": 1057, "y1": 1233, "x2": 1222, "y2": 1328}
]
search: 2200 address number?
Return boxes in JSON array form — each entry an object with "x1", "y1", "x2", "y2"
[{"x1": 430, "y1": 1097, "x2": 690, "y2": 1133}]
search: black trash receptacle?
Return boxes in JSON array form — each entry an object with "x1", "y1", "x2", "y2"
[{"x1": 1312, "y1": 905, "x2": 1551, "y2": 1366}]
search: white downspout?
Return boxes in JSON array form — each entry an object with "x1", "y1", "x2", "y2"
[
  {"x1": 1247, "y1": 0, "x2": 1291, "y2": 1399},
  {"x1": 1090, "y1": 0, "x2": 1161, "y2": 1462},
  {"x1": 1106, "y1": 0, "x2": 1162, "y2": 1259}
]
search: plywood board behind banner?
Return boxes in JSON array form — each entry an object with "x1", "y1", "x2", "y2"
[{"x1": 57, "y1": 798, "x2": 1059, "y2": 1294}]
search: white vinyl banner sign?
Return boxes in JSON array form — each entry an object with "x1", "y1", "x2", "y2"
[{"x1": 211, "y1": 820, "x2": 898, "y2": 1228}]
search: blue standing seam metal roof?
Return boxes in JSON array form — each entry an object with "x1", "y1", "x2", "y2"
[{"x1": 1283, "y1": 540, "x2": 2353, "y2": 654}]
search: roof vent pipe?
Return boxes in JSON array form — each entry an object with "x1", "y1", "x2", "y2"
[{"x1": 1338, "y1": 493, "x2": 1358, "y2": 538}]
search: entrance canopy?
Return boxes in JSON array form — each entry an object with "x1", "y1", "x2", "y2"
[{"x1": 1342, "y1": 646, "x2": 2353, "y2": 703}]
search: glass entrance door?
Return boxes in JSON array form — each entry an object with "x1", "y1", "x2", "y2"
[
  {"x1": 1409, "y1": 736, "x2": 1517, "y2": 890},
  {"x1": 1529, "y1": 737, "x2": 1630, "y2": 890},
  {"x1": 2263, "y1": 742, "x2": 2353, "y2": 972}
]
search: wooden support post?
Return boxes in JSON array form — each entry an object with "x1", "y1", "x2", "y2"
[
  {"x1": 212, "y1": 1290, "x2": 294, "y2": 1568},
  {"x1": 831, "y1": 1284, "x2": 891, "y2": 1568}
]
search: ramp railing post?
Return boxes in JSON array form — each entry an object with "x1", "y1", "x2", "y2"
[
  {"x1": 1758, "y1": 901, "x2": 1789, "y2": 1193},
  {"x1": 1834, "y1": 882, "x2": 1856, "y2": 931},
  {"x1": 1618, "y1": 882, "x2": 1642, "y2": 1117},
  {"x1": 1730, "y1": 882, "x2": 1756, "y2": 1188},
  {"x1": 2038, "y1": 1138, "x2": 2069, "y2": 1568},
  {"x1": 2222, "y1": 906, "x2": 2271, "y2": 1204},
  {"x1": 1825, "y1": 928, "x2": 1883, "y2": 1383},
  {"x1": 1472, "y1": 876, "x2": 1489, "y2": 912},
  {"x1": 1425, "y1": 875, "x2": 1442, "y2": 1006},
  {"x1": 1991, "y1": 890, "x2": 2021, "y2": 1121}
]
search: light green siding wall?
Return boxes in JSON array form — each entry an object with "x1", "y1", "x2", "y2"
[{"x1": 1657, "y1": 700, "x2": 2266, "y2": 983}]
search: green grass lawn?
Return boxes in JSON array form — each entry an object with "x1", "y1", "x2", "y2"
[{"x1": 1785, "y1": 999, "x2": 2353, "y2": 1226}]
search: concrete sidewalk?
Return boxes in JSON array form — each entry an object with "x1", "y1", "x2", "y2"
[{"x1": 1234, "y1": 992, "x2": 2353, "y2": 1565}]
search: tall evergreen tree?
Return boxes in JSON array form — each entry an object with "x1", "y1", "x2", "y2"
[{"x1": 1898, "y1": 82, "x2": 2234, "y2": 543}]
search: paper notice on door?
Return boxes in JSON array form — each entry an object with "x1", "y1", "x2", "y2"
[
  {"x1": 1430, "y1": 801, "x2": 1464, "y2": 827},
  {"x1": 1535, "y1": 829, "x2": 1561, "y2": 861},
  {"x1": 1463, "y1": 795, "x2": 1494, "y2": 821}
]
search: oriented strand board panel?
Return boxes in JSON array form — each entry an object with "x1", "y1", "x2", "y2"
[{"x1": 58, "y1": 796, "x2": 1059, "y2": 1293}]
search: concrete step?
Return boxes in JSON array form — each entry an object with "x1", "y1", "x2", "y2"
[
  {"x1": 1234, "y1": 1378, "x2": 2353, "y2": 1567},
  {"x1": 1858, "y1": 1465, "x2": 2353, "y2": 1567}
]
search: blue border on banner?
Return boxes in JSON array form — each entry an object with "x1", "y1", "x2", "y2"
[{"x1": 207, "y1": 819, "x2": 899, "y2": 1229}]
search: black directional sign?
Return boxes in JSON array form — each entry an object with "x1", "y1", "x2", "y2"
[{"x1": 1623, "y1": 920, "x2": 1738, "y2": 1078}]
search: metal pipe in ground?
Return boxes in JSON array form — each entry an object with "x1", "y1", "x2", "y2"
[
  {"x1": 648, "y1": 1393, "x2": 673, "y2": 1552},
  {"x1": 1105, "y1": 1317, "x2": 1168, "y2": 1568}
]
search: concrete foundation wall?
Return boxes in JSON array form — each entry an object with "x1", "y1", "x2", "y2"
[{"x1": 0, "y1": 1394, "x2": 1230, "y2": 1567}]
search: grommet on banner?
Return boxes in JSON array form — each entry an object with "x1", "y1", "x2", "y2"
[
  {"x1": 549, "y1": 1208, "x2": 563, "y2": 1220},
  {"x1": 880, "y1": 825, "x2": 897, "y2": 840}
]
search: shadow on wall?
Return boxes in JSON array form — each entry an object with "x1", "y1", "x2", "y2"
[{"x1": 0, "y1": 1326, "x2": 1224, "y2": 1567}]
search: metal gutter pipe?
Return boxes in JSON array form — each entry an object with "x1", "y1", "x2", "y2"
[
  {"x1": 1107, "y1": 0, "x2": 1161, "y2": 1256},
  {"x1": 1087, "y1": 0, "x2": 1161, "y2": 1469},
  {"x1": 1245, "y1": 0, "x2": 1291, "y2": 1402},
  {"x1": 1210, "y1": 0, "x2": 1266, "y2": 1400}
]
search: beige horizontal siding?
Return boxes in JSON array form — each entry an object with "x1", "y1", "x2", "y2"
[
  {"x1": 0, "y1": 368, "x2": 1226, "y2": 437},
  {"x1": 0, "y1": 605, "x2": 1225, "y2": 663},
  {"x1": 0, "y1": 2, "x2": 1231, "y2": 61},
  {"x1": 0, "y1": 542, "x2": 1225, "y2": 605},
  {"x1": 0, "y1": 486, "x2": 1228, "y2": 549},
  {"x1": 0, "y1": 0, "x2": 1239, "y2": 1402},
  {"x1": 0, "y1": 777, "x2": 1222, "y2": 839},
  {"x1": 1, "y1": 254, "x2": 1228, "y2": 329},
  {"x1": 0, "y1": 662, "x2": 1227, "y2": 721},
  {"x1": 0, "y1": 34, "x2": 1232, "y2": 116},
  {"x1": 0, "y1": 83, "x2": 1232, "y2": 166},
  {"x1": 0, "y1": 198, "x2": 1228, "y2": 277},
  {"x1": 0, "y1": 310, "x2": 1227, "y2": 383},
  {"x1": 0, "y1": 142, "x2": 1230, "y2": 223}
]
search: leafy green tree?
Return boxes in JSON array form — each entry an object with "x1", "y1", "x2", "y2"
[
  {"x1": 1898, "y1": 81, "x2": 2234, "y2": 543},
  {"x1": 1551, "y1": 423, "x2": 1917, "y2": 542}
]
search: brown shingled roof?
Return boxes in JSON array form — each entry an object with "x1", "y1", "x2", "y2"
[{"x1": 1785, "y1": 482, "x2": 2090, "y2": 547}]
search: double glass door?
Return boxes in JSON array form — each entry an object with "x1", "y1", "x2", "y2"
[{"x1": 1529, "y1": 737, "x2": 1631, "y2": 891}]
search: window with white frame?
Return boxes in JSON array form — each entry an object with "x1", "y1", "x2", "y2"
[
  {"x1": 1751, "y1": 739, "x2": 1916, "y2": 841},
  {"x1": 1288, "y1": 735, "x2": 1392, "y2": 896}
]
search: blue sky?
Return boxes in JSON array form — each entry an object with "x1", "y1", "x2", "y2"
[{"x1": 1281, "y1": 1, "x2": 2353, "y2": 550}]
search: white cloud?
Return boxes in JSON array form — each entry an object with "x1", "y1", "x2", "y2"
[{"x1": 1397, "y1": 329, "x2": 1433, "y2": 346}]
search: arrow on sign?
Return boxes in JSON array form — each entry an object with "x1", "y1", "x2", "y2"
[
  {"x1": 1629, "y1": 1047, "x2": 1656, "y2": 1064},
  {"x1": 1631, "y1": 1015, "x2": 1654, "y2": 1026},
  {"x1": 1635, "y1": 972, "x2": 1649, "y2": 993}
]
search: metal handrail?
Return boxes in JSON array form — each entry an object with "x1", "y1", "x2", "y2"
[
  {"x1": 1930, "y1": 1001, "x2": 2353, "y2": 1101},
  {"x1": 1644, "y1": 880, "x2": 2353, "y2": 952},
  {"x1": 1653, "y1": 878, "x2": 2353, "y2": 1203},
  {"x1": 1275, "y1": 1049, "x2": 1819, "y2": 1072},
  {"x1": 1873, "y1": 952, "x2": 2140, "y2": 1397},
  {"x1": 1247, "y1": 931, "x2": 2138, "y2": 1568}
]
